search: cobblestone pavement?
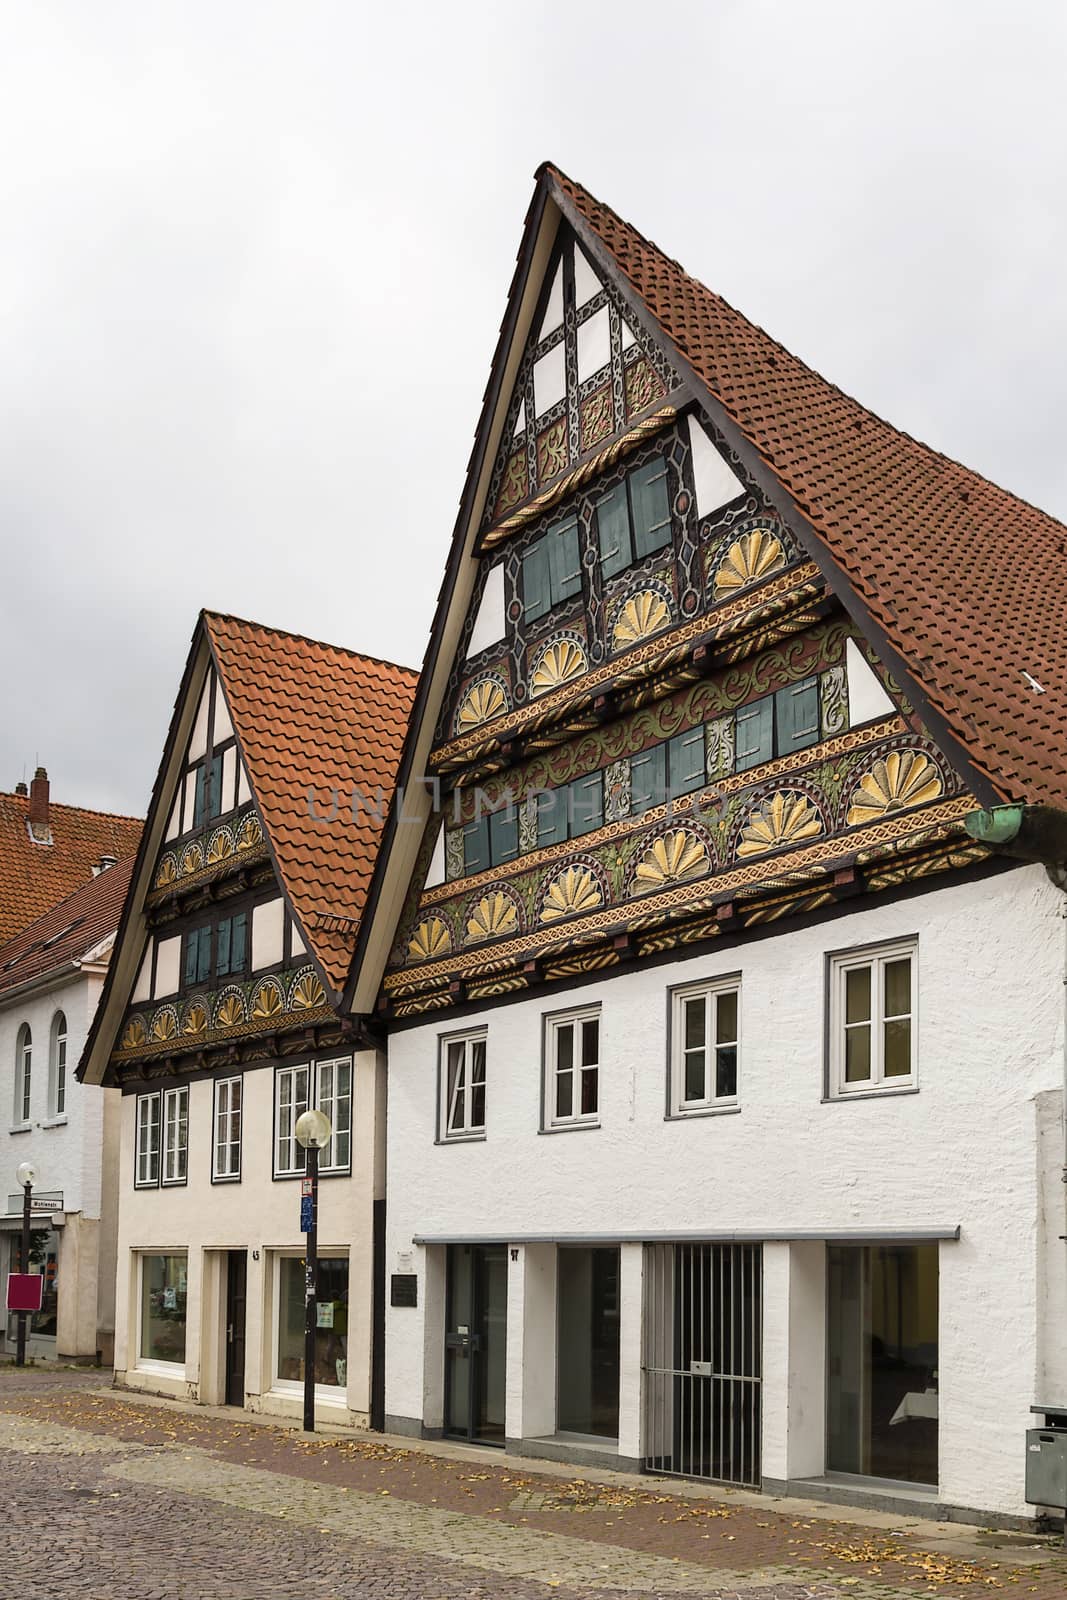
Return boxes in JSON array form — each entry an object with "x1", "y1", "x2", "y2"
[{"x1": 0, "y1": 1367, "x2": 1064, "y2": 1600}]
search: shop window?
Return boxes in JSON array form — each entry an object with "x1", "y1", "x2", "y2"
[
  {"x1": 275, "y1": 1255, "x2": 348, "y2": 1391},
  {"x1": 139, "y1": 1253, "x2": 188, "y2": 1369}
]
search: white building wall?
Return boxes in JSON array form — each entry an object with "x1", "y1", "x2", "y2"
[
  {"x1": 0, "y1": 966, "x2": 119, "y2": 1359},
  {"x1": 384, "y1": 865, "x2": 1065, "y2": 1520},
  {"x1": 114, "y1": 1047, "x2": 384, "y2": 1428}
]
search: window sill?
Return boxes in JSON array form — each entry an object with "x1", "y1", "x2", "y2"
[
  {"x1": 8, "y1": 1124, "x2": 31, "y2": 1136},
  {"x1": 435, "y1": 1132, "x2": 487, "y2": 1146},
  {"x1": 41, "y1": 1116, "x2": 68, "y2": 1129},
  {"x1": 211, "y1": 1173, "x2": 242, "y2": 1185},
  {"x1": 667, "y1": 1103, "x2": 741, "y2": 1121},
  {"x1": 538, "y1": 1120, "x2": 600, "y2": 1135},
  {"x1": 268, "y1": 1382, "x2": 348, "y2": 1406},
  {"x1": 135, "y1": 1358, "x2": 186, "y2": 1379},
  {"x1": 823, "y1": 1084, "x2": 919, "y2": 1105}
]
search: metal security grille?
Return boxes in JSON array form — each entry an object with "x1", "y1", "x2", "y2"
[{"x1": 643, "y1": 1243, "x2": 762, "y2": 1487}]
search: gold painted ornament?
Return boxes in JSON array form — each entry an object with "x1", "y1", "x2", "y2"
[
  {"x1": 737, "y1": 790, "x2": 823, "y2": 858},
  {"x1": 611, "y1": 590, "x2": 671, "y2": 651},
  {"x1": 289, "y1": 970, "x2": 327, "y2": 1010},
  {"x1": 251, "y1": 979, "x2": 284, "y2": 1020},
  {"x1": 846, "y1": 751, "x2": 942, "y2": 826},
  {"x1": 456, "y1": 676, "x2": 509, "y2": 731},
  {"x1": 634, "y1": 829, "x2": 710, "y2": 889},
  {"x1": 466, "y1": 891, "x2": 520, "y2": 942},
  {"x1": 540, "y1": 864, "x2": 604, "y2": 923},
  {"x1": 407, "y1": 917, "x2": 452, "y2": 961},
  {"x1": 714, "y1": 529, "x2": 786, "y2": 598},
  {"x1": 530, "y1": 638, "x2": 587, "y2": 697}
]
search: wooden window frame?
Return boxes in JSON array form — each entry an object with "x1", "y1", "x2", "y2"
[
  {"x1": 438, "y1": 1030, "x2": 488, "y2": 1142},
  {"x1": 212, "y1": 1074, "x2": 243, "y2": 1183},
  {"x1": 135, "y1": 1092, "x2": 161, "y2": 1188},
  {"x1": 543, "y1": 1006, "x2": 601, "y2": 1131},
  {"x1": 13, "y1": 1023, "x2": 31, "y2": 1127},
  {"x1": 161, "y1": 1085, "x2": 189, "y2": 1187},
  {"x1": 668, "y1": 976, "x2": 741, "y2": 1116},
  {"x1": 828, "y1": 938, "x2": 918, "y2": 1098}
]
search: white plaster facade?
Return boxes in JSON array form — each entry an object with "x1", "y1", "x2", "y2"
[
  {"x1": 0, "y1": 958, "x2": 120, "y2": 1362},
  {"x1": 114, "y1": 1047, "x2": 385, "y2": 1429},
  {"x1": 384, "y1": 865, "x2": 1067, "y2": 1522}
]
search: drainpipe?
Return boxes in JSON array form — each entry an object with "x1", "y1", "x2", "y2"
[{"x1": 965, "y1": 806, "x2": 1067, "y2": 1395}]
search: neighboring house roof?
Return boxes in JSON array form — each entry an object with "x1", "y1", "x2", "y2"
[
  {"x1": 205, "y1": 613, "x2": 419, "y2": 991},
  {"x1": 0, "y1": 787, "x2": 142, "y2": 944},
  {"x1": 544, "y1": 164, "x2": 1067, "y2": 809},
  {"x1": 0, "y1": 856, "x2": 135, "y2": 1003}
]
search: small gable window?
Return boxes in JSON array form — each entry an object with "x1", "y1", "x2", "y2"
[
  {"x1": 596, "y1": 458, "x2": 672, "y2": 578},
  {"x1": 522, "y1": 515, "x2": 582, "y2": 622},
  {"x1": 192, "y1": 752, "x2": 225, "y2": 830},
  {"x1": 183, "y1": 911, "x2": 248, "y2": 990},
  {"x1": 49, "y1": 1011, "x2": 67, "y2": 1118}
]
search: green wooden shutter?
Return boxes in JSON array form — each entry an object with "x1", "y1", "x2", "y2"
[
  {"x1": 193, "y1": 764, "x2": 207, "y2": 828},
  {"x1": 776, "y1": 677, "x2": 820, "y2": 753},
  {"x1": 630, "y1": 744, "x2": 666, "y2": 814},
  {"x1": 216, "y1": 918, "x2": 231, "y2": 978},
  {"x1": 536, "y1": 790, "x2": 570, "y2": 847},
  {"x1": 522, "y1": 538, "x2": 551, "y2": 621},
  {"x1": 209, "y1": 753, "x2": 224, "y2": 819},
  {"x1": 462, "y1": 817, "x2": 490, "y2": 875},
  {"x1": 569, "y1": 771, "x2": 604, "y2": 835},
  {"x1": 596, "y1": 485, "x2": 632, "y2": 577},
  {"x1": 549, "y1": 516, "x2": 582, "y2": 604},
  {"x1": 231, "y1": 912, "x2": 247, "y2": 972},
  {"x1": 629, "y1": 460, "x2": 672, "y2": 557},
  {"x1": 488, "y1": 806, "x2": 518, "y2": 865},
  {"x1": 669, "y1": 726, "x2": 707, "y2": 795},
  {"x1": 184, "y1": 934, "x2": 198, "y2": 989},
  {"x1": 196, "y1": 927, "x2": 212, "y2": 984},
  {"x1": 734, "y1": 697, "x2": 774, "y2": 771}
]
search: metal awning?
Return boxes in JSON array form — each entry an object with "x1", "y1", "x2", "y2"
[
  {"x1": 411, "y1": 1226, "x2": 961, "y2": 1246},
  {"x1": 0, "y1": 1213, "x2": 65, "y2": 1233}
]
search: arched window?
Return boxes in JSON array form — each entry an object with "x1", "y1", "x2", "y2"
[
  {"x1": 14, "y1": 1023, "x2": 31, "y2": 1124},
  {"x1": 49, "y1": 1011, "x2": 67, "y2": 1118}
]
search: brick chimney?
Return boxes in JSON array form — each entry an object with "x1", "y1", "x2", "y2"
[
  {"x1": 14, "y1": 780, "x2": 27, "y2": 796},
  {"x1": 28, "y1": 767, "x2": 49, "y2": 828}
]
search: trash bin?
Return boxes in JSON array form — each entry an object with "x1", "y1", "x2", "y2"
[{"x1": 1027, "y1": 1407, "x2": 1067, "y2": 1510}]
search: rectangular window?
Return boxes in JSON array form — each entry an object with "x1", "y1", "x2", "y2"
[
  {"x1": 192, "y1": 763, "x2": 208, "y2": 829},
  {"x1": 569, "y1": 771, "x2": 604, "y2": 836},
  {"x1": 735, "y1": 697, "x2": 775, "y2": 772},
  {"x1": 775, "y1": 677, "x2": 820, "y2": 754},
  {"x1": 316, "y1": 1058, "x2": 352, "y2": 1173},
  {"x1": 668, "y1": 725, "x2": 707, "y2": 796},
  {"x1": 461, "y1": 806, "x2": 519, "y2": 876},
  {"x1": 135, "y1": 1093, "x2": 161, "y2": 1187},
  {"x1": 595, "y1": 457, "x2": 673, "y2": 578},
  {"x1": 275, "y1": 1254, "x2": 348, "y2": 1391},
  {"x1": 213, "y1": 1075, "x2": 243, "y2": 1181},
  {"x1": 461, "y1": 816, "x2": 491, "y2": 876},
  {"x1": 139, "y1": 1253, "x2": 187, "y2": 1369},
  {"x1": 545, "y1": 1008, "x2": 600, "y2": 1129},
  {"x1": 536, "y1": 788, "x2": 571, "y2": 848},
  {"x1": 216, "y1": 912, "x2": 247, "y2": 980},
  {"x1": 161, "y1": 1086, "x2": 188, "y2": 1185},
  {"x1": 275, "y1": 1063, "x2": 310, "y2": 1176},
  {"x1": 829, "y1": 939, "x2": 916, "y2": 1096},
  {"x1": 440, "y1": 1032, "x2": 487, "y2": 1140},
  {"x1": 631, "y1": 743, "x2": 667, "y2": 815},
  {"x1": 523, "y1": 516, "x2": 582, "y2": 621},
  {"x1": 670, "y1": 978, "x2": 740, "y2": 1113}
]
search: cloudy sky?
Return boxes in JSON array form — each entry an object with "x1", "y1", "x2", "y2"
[{"x1": 2, "y1": 2, "x2": 1065, "y2": 818}]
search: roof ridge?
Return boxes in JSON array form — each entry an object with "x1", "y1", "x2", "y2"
[
  {"x1": 202, "y1": 608, "x2": 418, "y2": 678},
  {"x1": 0, "y1": 791, "x2": 143, "y2": 824},
  {"x1": 545, "y1": 164, "x2": 1067, "y2": 538}
]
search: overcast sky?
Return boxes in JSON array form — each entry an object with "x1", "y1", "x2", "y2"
[{"x1": 2, "y1": 2, "x2": 1065, "y2": 818}]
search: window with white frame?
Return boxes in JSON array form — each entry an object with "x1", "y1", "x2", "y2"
[
  {"x1": 829, "y1": 939, "x2": 916, "y2": 1096},
  {"x1": 440, "y1": 1032, "x2": 487, "y2": 1140},
  {"x1": 315, "y1": 1058, "x2": 352, "y2": 1173},
  {"x1": 161, "y1": 1086, "x2": 188, "y2": 1185},
  {"x1": 274, "y1": 1058, "x2": 354, "y2": 1177},
  {"x1": 544, "y1": 1008, "x2": 600, "y2": 1128},
  {"x1": 213, "y1": 1075, "x2": 242, "y2": 1181},
  {"x1": 13, "y1": 1023, "x2": 31, "y2": 1125},
  {"x1": 670, "y1": 978, "x2": 740, "y2": 1114},
  {"x1": 135, "y1": 1092, "x2": 161, "y2": 1187},
  {"x1": 49, "y1": 1011, "x2": 67, "y2": 1118}
]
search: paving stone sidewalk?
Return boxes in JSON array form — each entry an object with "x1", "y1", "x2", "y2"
[{"x1": 0, "y1": 1366, "x2": 1063, "y2": 1600}]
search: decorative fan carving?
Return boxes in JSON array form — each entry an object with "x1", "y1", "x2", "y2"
[
  {"x1": 530, "y1": 638, "x2": 587, "y2": 697},
  {"x1": 251, "y1": 979, "x2": 284, "y2": 1020},
  {"x1": 207, "y1": 828, "x2": 235, "y2": 865},
  {"x1": 714, "y1": 528, "x2": 786, "y2": 598},
  {"x1": 540, "y1": 864, "x2": 604, "y2": 923},
  {"x1": 121, "y1": 1016, "x2": 147, "y2": 1050},
  {"x1": 179, "y1": 841, "x2": 204, "y2": 876},
  {"x1": 847, "y1": 751, "x2": 942, "y2": 827},
  {"x1": 456, "y1": 674, "x2": 509, "y2": 731},
  {"x1": 611, "y1": 590, "x2": 671, "y2": 651},
  {"x1": 215, "y1": 991, "x2": 246, "y2": 1029},
  {"x1": 150, "y1": 1006, "x2": 178, "y2": 1042},
  {"x1": 238, "y1": 814, "x2": 263, "y2": 850},
  {"x1": 634, "y1": 829, "x2": 710, "y2": 890},
  {"x1": 289, "y1": 969, "x2": 327, "y2": 1010},
  {"x1": 182, "y1": 1002, "x2": 207, "y2": 1036},
  {"x1": 466, "y1": 891, "x2": 520, "y2": 943},
  {"x1": 407, "y1": 917, "x2": 452, "y2": 961},
  {"x1": 737, "y1": 791, "x2": 823, "y2": 858},
  {"x1": 154, "y1": 853, "x2": 178, "y2": 888}
]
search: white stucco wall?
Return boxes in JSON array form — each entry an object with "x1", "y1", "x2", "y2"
[
  {"x1": 384, "y1": 865, "x2": 1066, "y2": 1519},
  {"x1": 114, "y1": 1048, "x2": 384, "y2": 1428}
]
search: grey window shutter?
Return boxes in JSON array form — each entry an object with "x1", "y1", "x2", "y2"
[
  {"x1": 669, "y1": 726, "x2": 706, "y2": 795},
  {"x1": 462, "y1": 817, "x2": 490, "y2": 875},
  {"x1": 184, "y1": 934, "x2": 198, "y2": 989},
  {"x1": 549, "y1": 516, "x2": 582, "y2": 603},
  {"x1": 231, "y1": 912, "x2": 247, "y2": 971},
  {"x1": 193, "y1": 764, "x2": 207, "y2": 828},
  {"x1": 570, "y1": 771, "x2": 604, "y2": 835},
  {"x1": 196, "y1": 927, "x2": 212, "y2": 984},
  {"x1": 734, "y1": 697, "x2": 774, "y2": 771},
  {"x1": 776, "y1": 677, "x2": 820, "y2": 753},
  {"x1": 216, "y1": 918, "x2": 231, "y2": 977},
  {"x1": 523, "y1": 538, "x2": 551, "y2": 621},
  {"x1": 489, "y1": 806, "x2": 519, "y2": 865},
  {"x1": 596, "y1": 485, "x2": 632, "y2": 577},
  {"x1": 630, "y1": 460, "x2": 672, "y2": 557},
  {"x1": 536, "y1": 790, "x2": 570, "y2": 847},
  {"x1": 630, "y1": 744, "x2": 667, "y2": 813}
]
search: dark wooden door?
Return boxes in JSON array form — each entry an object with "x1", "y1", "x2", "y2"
[{"x1": 225, "y1": 1251, "x2": 247, "y2": 1407}]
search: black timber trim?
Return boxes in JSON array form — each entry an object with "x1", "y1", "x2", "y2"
[
  {"x1": 547, "y1": 177, "x2": 1005, "y2": 813},
  {"x1": 341, "y1": 172, "x2": 558, "y2": 1014}
]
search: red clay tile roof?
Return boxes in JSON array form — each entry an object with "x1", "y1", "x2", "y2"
[
  {"x1": 205, "y1": 613, "x2": 418, "y2": 993},
  {"x1": 0, "y1": 791, "x2": 142, "y2": 945},
  {"x1": 546, "y1": 164, "x2": 1067, "y2": 809},
  {"x1": 0, "y1": 856, "x2": 135, "y2": 1001}
]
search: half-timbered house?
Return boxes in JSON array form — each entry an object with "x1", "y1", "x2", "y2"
[
  {"x1": 78, "y1": 612, "x2": 416, "y2": 1427},
  {"x1": 366, "y1": 166, "x2": 1067, "y2": 1523}
]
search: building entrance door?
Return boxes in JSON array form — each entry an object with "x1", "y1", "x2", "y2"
[
  {"x1": 444, "y1": 1244, "x2": 507, "y2": 1444},
  {"x1": 224, "y1": 1250, "x2": 247, "y2": 1407}
]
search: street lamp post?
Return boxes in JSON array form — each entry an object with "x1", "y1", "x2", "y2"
[
  {"x1": 294, "y1": 1109, "x2": 332, "y2": 1434},
  {"x1": 15, "y1": 1161, "x2": 37, "y2": 1368}
]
